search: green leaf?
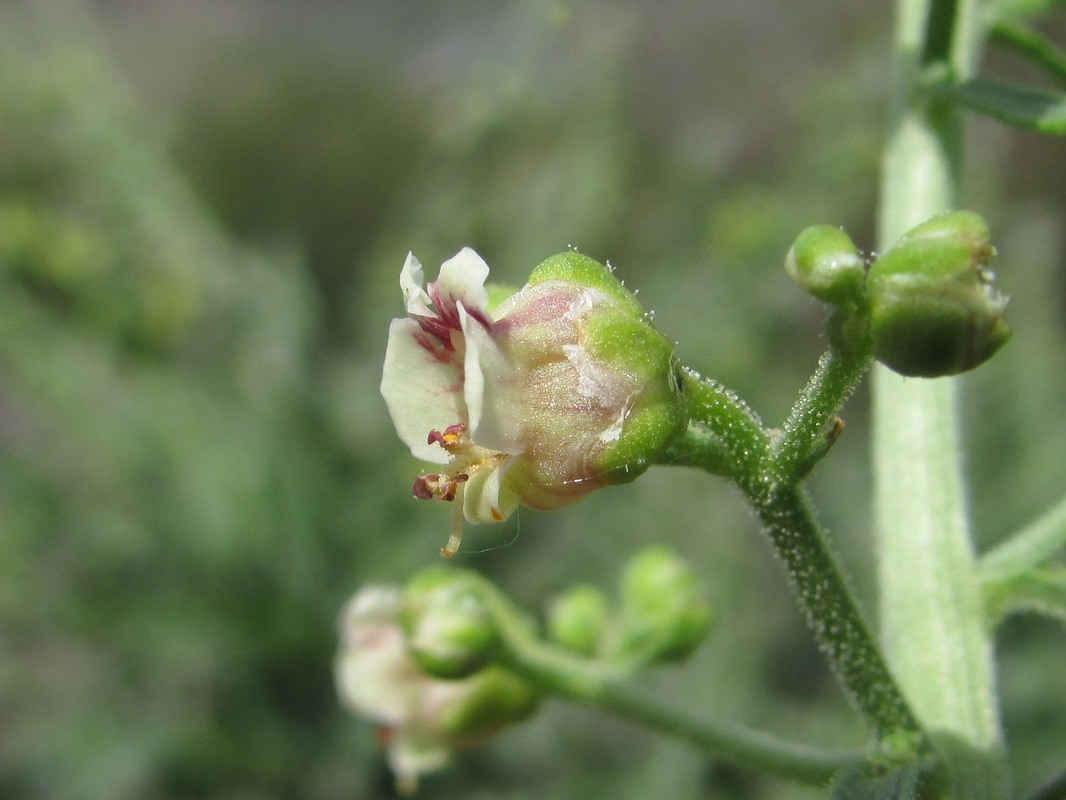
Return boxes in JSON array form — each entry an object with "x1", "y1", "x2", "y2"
[
  {"x1": 985, "y1": 0, "x2": 1066, "y2": 21},
  {"x1": 936, "y1": 78, "x2": 1066, "y2": 134},
  {"x1": 984, "y1": 567, "x2": 1066, "y2": 624},
  {"x1": 989, "y1": 19, "x2": 1066, "y2": 86}
]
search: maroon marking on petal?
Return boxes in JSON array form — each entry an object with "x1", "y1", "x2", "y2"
[
  {"x1": 463, "y1": 304, "x2": 495, "y2": 332},
  {"x1": 415, "y1": 313, "x2": 454, "y2": 345},
  {"x1": 413, "y1": 330, "x2": 454, "y2": 364},
  {"x1": 428, "y1": 282, "x2": 463, "y2": 329}
]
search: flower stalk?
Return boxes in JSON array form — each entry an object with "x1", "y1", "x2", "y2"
[{"x1": 470, "y1": 574, "x2": 863, "y2": 784}]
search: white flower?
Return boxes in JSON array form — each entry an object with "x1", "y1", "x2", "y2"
[
  {"x1": 381, "y1": 248, "x2": 686, "y2": 556},
  {"x1": 335, "y1": 585, "x2": 536, "y2": 793},
  {"x1": 335, "y1": 586, "x2": 469, "y2": 792}
]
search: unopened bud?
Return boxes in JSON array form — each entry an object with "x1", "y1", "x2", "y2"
[
  {"x1": 546, "y1": 584, "x2": 610, "y2": 657},
  {"x1": 436, "y1": 665, "x2": 540, "y2": 740},
  {"x1": 785, "y1": 225, "x2": 866, "y2": 306},
  {"x1": 402, "y1": 569, "x2": 499, "y2": 679},
  {"x1": 612, "y1": 546, "x2": 713, "y2": 665},
  {"x1": 867, "y1": 211, "x2": 1010, "y2": 377}
]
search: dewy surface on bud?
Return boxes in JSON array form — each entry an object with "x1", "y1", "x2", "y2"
[
  {"x1": 381, "y1": 248, "x2": 686, "y2": 556},
  {"x1": 867, "y1": 211, "x2": 1011, "y2": 377},
  {"x1": 785, "y1": 224, "x2": 866, "y2": 307}
]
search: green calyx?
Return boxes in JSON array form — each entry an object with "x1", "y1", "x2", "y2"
[
  {"x1": 584, "y1": 312, "x2": 687, "y2": 483},
  {"x1": 402, "y1": 568, "x2": 501, "y2": 680},
  {"x1": 527, "y1": 251, "x2": 643, "y2": 315},
  {"x1": 515, "y1": 251, "x2": 687, "y2": 491},
  {"x1": 436, "y1": 666, "x2": 541, "y2": 739},
  {"x1": 867, "y1": 211, "x2": 1011, "y2": 377}
]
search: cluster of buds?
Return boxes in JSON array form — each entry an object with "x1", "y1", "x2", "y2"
[
  {"x1": 381, "y1": 248, "x2": 686, "y2": 556},
  {"x1": 547, "y1": 545, "x2": 714, "y2": 669},
  {"x1": 786, "y1": 211, "x2": 1011, "y2": 377},
  {"x1": 337, "y1": 550, "x2": 712, "y2": 789}
]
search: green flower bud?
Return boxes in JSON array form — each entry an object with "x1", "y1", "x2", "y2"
[
  {"x1": 867, "y1": 211, "x2": 1011, "y2": 377},
  {"x1": 546, "y1": 584, "x2": 610, "y2": 656},
  {"x1": 785, "y1": 224, "x2": 866, "y2": 306},
  {"x1": 612, "y1": 546, "x2": 714, "y2": 665},
  {"x1": 402, "y1": 568, "x2": 499, "y2": 679},
  {"x1": 436, "y1": 665, "x2": 540, "y2": 740}
]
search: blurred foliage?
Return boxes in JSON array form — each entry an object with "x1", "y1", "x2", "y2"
[{"x1": 0, "y1": 1, "x2": 1064, "y2": 799}]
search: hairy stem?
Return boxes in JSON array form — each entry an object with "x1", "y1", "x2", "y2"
[
  {"x1": 666, "y1": 366, "x2": 922, "y2": 744},
  {"x1": 744, "y1": 481, "x2": 922, "y2": 741}
]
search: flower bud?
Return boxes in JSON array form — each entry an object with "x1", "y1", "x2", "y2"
[
  {"x1": 336, "y1": 585, "x2": 537, "y2": 793},
  {"x1": 546, "y1": 584, "x2": 610, "y2": 657},
  {"x1": 402, "y1": 568, "x2": 500, "y2": 679},
  {"x1": 785, "y1": 224, "x2": 866, "y2": 306},
  {"x1": 612, "y1": 546, "x2": 713, "y2": 665},
  {"x1": 867, "y1": 211, "x2": 1011, "y2": 377},
  {"x1": 435, "y1": 665, "x2": 540, "y2": 741},
  {"x1": 381, "y1": 248, "x2": 687, "y2": 556}
]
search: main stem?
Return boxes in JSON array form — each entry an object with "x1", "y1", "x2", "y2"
[{"x1": 875, "y1": 0, "x2": 1006, "y2": 795}]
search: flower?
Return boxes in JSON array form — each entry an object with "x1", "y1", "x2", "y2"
[
  {"x1": 381, "y1": 248, "x2": 685, "y2": 556},
  {"x1": 335, "y1": 585, "x2": 537, "y2": 794}
]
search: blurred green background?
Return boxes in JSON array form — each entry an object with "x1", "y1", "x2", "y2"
[{"x1": 1, "y1": 1, "x2": 1064, "y2": 798}]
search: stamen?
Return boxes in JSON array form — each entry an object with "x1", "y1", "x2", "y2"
[
  {"x1": 440, "y1": 484, "x2": 466, "y2": 558},
  {"x1": 412, "y1": 474, "x2": 438, "y2": 499},
  {"x1": 427, "y1": 423, "x2": 467, "y2": 452}
]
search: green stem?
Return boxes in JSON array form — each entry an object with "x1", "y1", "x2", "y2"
[
  {"x1": 772, "y1": 324, "x2": 872, "y2": 483},
  {"x1": 874, "y1": 0, "x2": 1006, "y2": 795},
  {"x1": 743, "y1": 481, "x2": 922, "y2": 741},
  {"x1": 665, "y1": 364, "x2": 922, "y2": 743},
  {"x1": 478, "y1": 582, "x2": 862, "y2": 784},
  {"x1": 658, "y1": 368, "x2": 771, "y2": 481}
]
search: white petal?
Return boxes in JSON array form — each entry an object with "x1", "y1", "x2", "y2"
[
  {"x1": 462, "y1": 458, "x2": 520, "y2": 524},
  {"x1": 437, "y1": 247, "x2": 490, "y2": 314},
  {"x1": 401, "y1": 252, "x2": 433, "y2": 316},
  {"x1": 386, "y1": 729, "x2": 453, "y2": 793},
  {"x1": 459, "y1": 305, "x2": 522, "y2": 454},
  {"x1": 335, "y1": 587, "x2": 422, "y2": 723},
  {"x1": 381, "y1": 318, "x2": 465, "y2": 464}
]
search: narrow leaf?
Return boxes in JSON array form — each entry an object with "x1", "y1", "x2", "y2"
[
  {"x1": 937, "y1": 78, "x2": 1066, "y2": 134},
  {"x1": 986, "y1": 0, "x2": 1066, "y2": 19},
  {"x1": 989, "y1": 19, "x2": 1066, "y2": 86},
  {"x1": 984, "y1": 567, "x2": 1066, "y2": 624}
]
